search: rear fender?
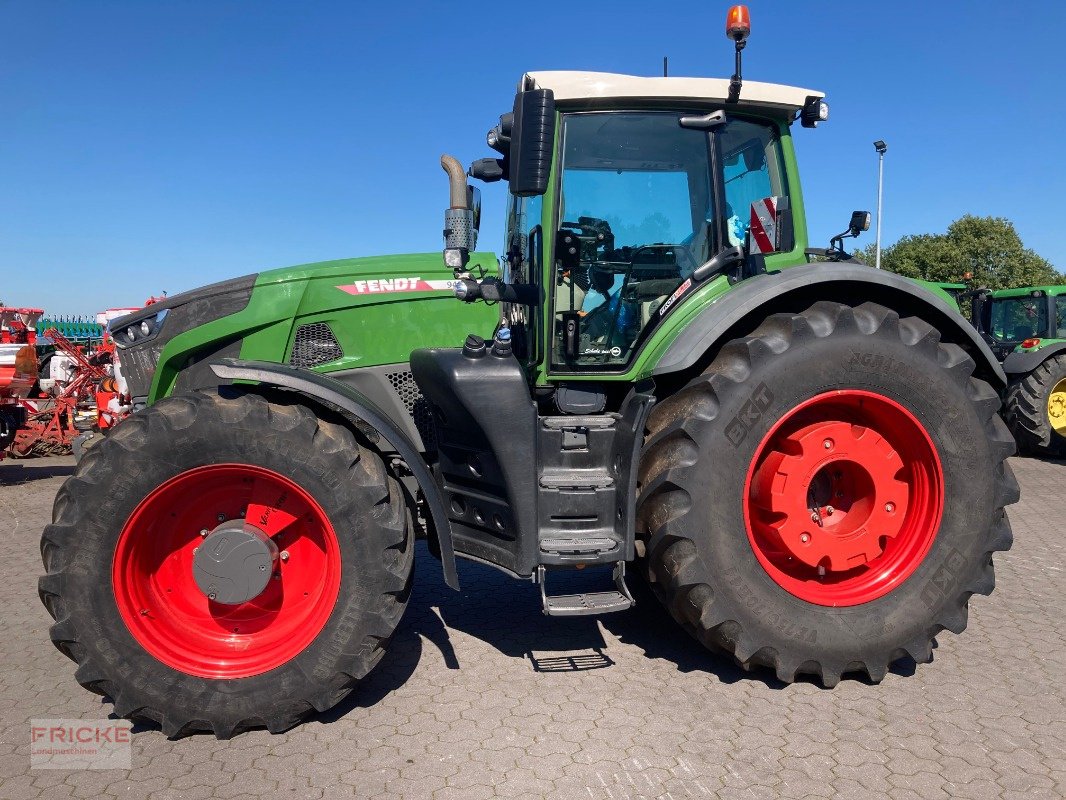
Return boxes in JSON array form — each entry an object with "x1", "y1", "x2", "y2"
[
  {"x1": 1003, "y1": 341, "x2": 1066, "y2": 376},
  {"x1": 654, "y1": 262, "x2": 1007, "y2": 389},
  {"x1": 209, "y1": 359, "x2": 458, "y2": 590}
]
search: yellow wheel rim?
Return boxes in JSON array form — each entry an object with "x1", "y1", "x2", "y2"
[{"x1": 1050, "y1": 378, "x2": 1066, "y2": 435}]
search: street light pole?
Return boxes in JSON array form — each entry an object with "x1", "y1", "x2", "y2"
[{"x1": 873, "y1": 140, "x2": 887, "y2": 269}]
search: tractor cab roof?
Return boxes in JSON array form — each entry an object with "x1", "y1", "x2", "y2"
[
  {"x1": 522, "y1": 71, "x2": 823, "y2": 115},
  {"x1": 991, "y1": 286, "x2": 1066, "y2": 298}
]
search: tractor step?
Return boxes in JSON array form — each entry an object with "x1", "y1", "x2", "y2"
[
  {"x1": 537, "y1": 563, "x2": 634, "y2": 617},
  {"x1": 540, "y1": 537, "x2": 619, "y2": 556},
  {"x1": 539, "y1": 469, "x2": 614, "y2": 489}
]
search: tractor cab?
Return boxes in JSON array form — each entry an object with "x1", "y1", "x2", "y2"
[
  {"x1": 972, "y1": 287, "x2": 1066, "y2": 361},
  {"x1": 448, "y1": 70, "x2": 827, "y2": 381}
]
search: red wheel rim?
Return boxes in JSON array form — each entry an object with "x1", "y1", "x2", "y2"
[
  {"x1": 743, "y1": 390, "x2": 943, "y2": 606},
  {"x1": 112, "y1": 464, "x2": 341, "y2": 678}
]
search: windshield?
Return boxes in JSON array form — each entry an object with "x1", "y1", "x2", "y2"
[{"x1": 989, "y1": 297, "x2": 1049, "y2": 342}]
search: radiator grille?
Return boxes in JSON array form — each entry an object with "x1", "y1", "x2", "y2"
[
  {"x1": 290, "y1": 323, "x2": 342, "y2": 368},
  {"x1": 386, "y1": 369, "x2": 436, "y2": 449}
]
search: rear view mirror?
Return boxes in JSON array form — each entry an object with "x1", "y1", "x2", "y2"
[
  {"x1": 509, "y1": 89, "x2": 556, "y2": 197},
  {"x1": 747, "y1": 196, "x2": 794, "y2": 254},
  {"x1": 468, "y1": 186, "x2": 482, "y2": 232}
]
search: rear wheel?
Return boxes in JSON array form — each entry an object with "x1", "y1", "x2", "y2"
[
  {"x1": 637, "y1": 301, "x2": 1018, "y2": 685},
  {"x1": 1004, "y1": 353, "x2": 1066, "y2": 457},
  {"x1": 40, "y1": 391, "x2": 413, "y2": 737}
]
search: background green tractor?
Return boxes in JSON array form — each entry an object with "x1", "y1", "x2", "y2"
[
  {"x1": 40, "y1": 10, "x2": 1018, "y2": 738},
  {"x1": 970, "y1": 285, "x2": 1066, "y2": 455}
]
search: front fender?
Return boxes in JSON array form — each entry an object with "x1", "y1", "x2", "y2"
[
  {"x1": 209, "y1": 358, "x2": 458, "y2": 591},
  {"x1": 654, "y1": 262, "x2": 1007, "y2": 389},
  {"x1": 1003, "y1": 341, "x2": 1066, "y2": 376}
]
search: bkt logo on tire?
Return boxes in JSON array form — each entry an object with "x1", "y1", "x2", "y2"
[{"x1": 725, "y1": 383, "x2": 775, "y2": 447}]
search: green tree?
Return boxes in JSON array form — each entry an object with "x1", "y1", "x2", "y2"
[{"x1": 866, "y1": 215, "x2": 1064, "y2": 290}]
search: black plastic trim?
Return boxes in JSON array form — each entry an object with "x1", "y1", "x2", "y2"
[
  {"x1": 209, "y1": 359, "x2": 458, "y2": 590},
  {"x1": 113, "y1": 274, "x2": 258, "y2": 398},
  {"x1": 1002, "y1": 342, "x2": 1066, "y2": 375},
  {"x1": 654, "y1": 262, "x2": 1007, "y2": 387},
  {"x1": 111, "y1": 274, "x2": 258, "y2": 331}
]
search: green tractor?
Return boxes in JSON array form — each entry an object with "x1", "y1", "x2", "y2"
[
  {"x1": 970, "y1": 285, "x2": 1066, "y2": 455},
  {"x1": 40, "y1": 9, "x2": 1018, "y2": 738}
]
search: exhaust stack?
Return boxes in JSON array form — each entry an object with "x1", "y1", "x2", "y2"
[{"x1": 441, "y1": 154, "x2": 477, "y2": 269}]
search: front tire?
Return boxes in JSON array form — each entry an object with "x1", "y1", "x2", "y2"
[
  {"x1": 39, "y1": 391, "x2": 413, "y2": 738},
  {"x1": 636, "y1": 301, "x2": 1018, "y2": 686},
  {"x1": 1004, "y1": 353, "x2": 1066, "y2": 457}
]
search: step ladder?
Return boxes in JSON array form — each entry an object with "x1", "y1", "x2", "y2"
[{"x1": 537, "y1": 563, "x2": 635, "y2": 617}]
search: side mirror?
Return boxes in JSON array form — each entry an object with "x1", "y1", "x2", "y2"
[
  {"x1": 468, "y1": 186, "x2": 482, "y2": 232},
  {"x1": 509, "y1": 89, "x2": 556, "y2": 197},
  {"x1": 747, "y1": 196, "x2": 794, "y2": 254}
]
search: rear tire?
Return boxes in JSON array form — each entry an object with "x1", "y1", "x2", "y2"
[
  {"x1": 636, "y1": 301, "x2": 1018, "y2": 686},
  {"x1": 39, "y1": 391, "x2": 413, "y2": 738},
  {"x1": 1004, "y1": 353, "x2": 1066, "y2": 457}
]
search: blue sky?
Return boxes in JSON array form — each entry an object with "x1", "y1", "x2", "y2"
[{"x1": 3, "y1": 1, "x2": 1065, "y2": 315}]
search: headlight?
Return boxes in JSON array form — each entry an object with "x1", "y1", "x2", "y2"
[{"x1": 112, "y1": 308, "x2": 169, "y2": 349}]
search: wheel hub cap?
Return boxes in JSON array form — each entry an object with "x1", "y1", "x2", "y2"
[
  {"x1": 192, "y1": 522, "x2": 279, "y2": 605},
  {"x1": 1049, "y1": 379, "x2": 1066, "y2": 434},
  {"x1": 112, "y1": 463, "x2": 341, "y2": 679},
  {"x1": 744, "y1": 390, "x2": 944, "y2": 607},
  {"x1": 750, "y1": 420, "x2": 909, "y2": 573}
]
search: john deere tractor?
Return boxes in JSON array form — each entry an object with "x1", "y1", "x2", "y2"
[
  {"x1": 970, "y1": 285, "x2": 1066, "y2": 455},
  {"x1": 41, "y1": 8, "x2": 1018, "y2": 738}
]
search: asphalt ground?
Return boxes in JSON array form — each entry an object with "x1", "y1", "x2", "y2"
[{"x1": 1, "y1": 454, "x2": 1063, "y2": 800}]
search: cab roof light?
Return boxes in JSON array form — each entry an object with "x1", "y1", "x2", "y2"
[
  {"x1": 725, "y1": 5, "x2": 751, "y2": 103},
  {"x1": 726, "y1": 5, "x2": 750, "y2": 41}
]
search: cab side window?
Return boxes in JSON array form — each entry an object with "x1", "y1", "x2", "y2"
[
  {"x1": 719, "y1": 120, "x2": 787, "y2": 247},
  {"x1": 552, "y1": 112, "x2": 714, "y2": 369}
]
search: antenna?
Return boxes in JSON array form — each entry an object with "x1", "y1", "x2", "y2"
[{"x1": 663, "y1": 56, "x2": 668, "y2": 77}]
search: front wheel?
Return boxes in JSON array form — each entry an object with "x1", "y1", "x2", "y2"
[
  {"x1": 637, "y1": 301, "x2": 1018, "y2": 686},
  {"x1": 40, "y1": 391, "x2": 413, "y2": 738}
]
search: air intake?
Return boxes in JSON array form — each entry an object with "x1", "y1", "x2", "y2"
[{"x1": 289, "y1": 322, "x2": 342, "y2": 368}]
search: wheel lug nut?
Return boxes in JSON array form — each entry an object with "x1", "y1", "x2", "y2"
[
  {"x1": 208, "y1": 593, "x2": 216, "y2": 601},
  {"x1": 810, "y1": 513, "x2": 819, "y2": 522},
  {"x1": 800, "y1": 533, "x2": 810, "y2": 543},
  {"x1": 885, "y1": 502, "x2": 895, "y2": 513},
  {"x1": 825, "y1": 506, "x2": 834, "y2": 516},
  {"x1": 280, "y1": 550, "x2": 290, "y2": 562},
  {"x1": 199, "y1": 529, "x2": 209, "y2": 537},
  {"x1": 217, "y1": 513, "x2": 226, "y2": 522},
  {"x1": 823, "y1": 439, "x2": 833, "y2": 450}
]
